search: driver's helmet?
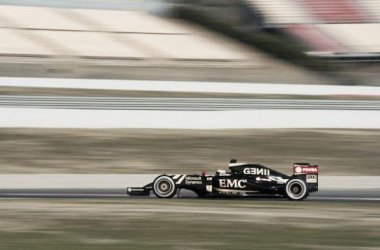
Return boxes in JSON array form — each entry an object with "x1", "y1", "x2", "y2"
[{"x1": 216, "y1": 169, "x2": 227, "y2": 176}]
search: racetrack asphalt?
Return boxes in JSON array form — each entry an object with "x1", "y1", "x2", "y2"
[{"x1": 1, "y1": 188, "x2": 380, "y2": 202}]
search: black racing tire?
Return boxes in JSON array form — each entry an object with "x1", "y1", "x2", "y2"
[
  {"x1": 285, "y1": 179, "x2": 308, "y2": 201},
  {"x1": 153, "y1": 175, "x2": 177, "y2": 198}
]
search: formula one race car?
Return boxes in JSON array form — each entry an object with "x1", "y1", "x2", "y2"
[{"x1": 127, "y1": 159, "x2": 319, "y2": 201}]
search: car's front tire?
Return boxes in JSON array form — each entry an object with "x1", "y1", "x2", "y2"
[
  {"x1": 153, "y1": 175, "x2": 177, "y2": 198},
  {"x1": 285, "y1": 179, "x2": 308, "y2": 201}
]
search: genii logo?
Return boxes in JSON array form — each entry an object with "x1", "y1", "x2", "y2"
[
  {"x1": 219, "y1": 179, "x2": 247, "y2": 189},
  {"x1": 243, "y1": 168, "x2": 270, "y2": 176}
]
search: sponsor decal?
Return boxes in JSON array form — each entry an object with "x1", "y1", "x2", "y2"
[
  {"x1": 255, "y1": 176, "x2": 288, "y2": 184},
  {"x1": 185, "y1": 176, "x2": 202, "y2": 185},
  {"x1": 176, "y1": 175, "x2": 186, "y2": 184},
  {"x1": 256, "y1": 176, "x2": 271, "y2": 182},
  {"x1": 243, "y1": 168, "x2": 270, "y2": 176},
  {"x1": 294, "y1": 166, "x2": 302, "y2": 173},
  {"x1": 219, "y1": 179, "x2": 247, "y2": 189},
  {"x1": 173, "y1": 174, "x2": 181, "y2": 180},
  {"x1": 294, "y1": 165, "x2": 318, "y2": 174},
  {"x1": 214, "y1": 187, "x2": 258, "y2": 194},
  {"x1": 306, "y1": 174, "x2": 318, "y2": 183}
]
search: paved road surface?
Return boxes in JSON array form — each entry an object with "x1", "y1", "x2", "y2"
[
  {"x1": 1, "y1": 188, "x2": 380, "y2": 202},
  {"x1": 1, "y1": 175, "x2": 379, "y2": 201}
]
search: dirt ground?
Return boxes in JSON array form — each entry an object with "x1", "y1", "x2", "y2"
[
  {"x1": 0, "y1": 199, "x2": 379, "y2": 250},
  {"x1": 0, "y1": 129, "x2": 379, "y2": 175},
  {"x1": 0, "y1": 53, "x2": 337, "y2": 84}
]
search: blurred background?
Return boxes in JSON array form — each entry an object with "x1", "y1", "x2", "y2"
[
  {"x1": 1, "y1": 0, "x2": 380, "y2": 84},
  {"x1": 1, "y1": 1, "x2": 380, "y2": 250}
]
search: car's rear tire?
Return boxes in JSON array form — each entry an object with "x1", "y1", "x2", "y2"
[
  {"x1": 285, "y1": 179, "x2": 308, "y2": 201},
  {"x1": 153, "y1": 175, "x2": 177, "y2": 198}
]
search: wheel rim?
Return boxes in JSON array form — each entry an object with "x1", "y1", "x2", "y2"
[
  {"x1": 159, "y1": 181, "x2": 170, "y2": 192},
  {"x1": 290, "y1": 183, "x2": 303, "y2": 196},
  {"x1": 154, "y1": 176, "x2": 175, "y2": 197},
  {"x1": 286, "y1": 180, "x2": 306, "y2": 200}
]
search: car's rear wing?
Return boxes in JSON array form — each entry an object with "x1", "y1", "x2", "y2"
[
  {"x1": 293, "y1": 163, "x2": 318, "y2": 174},
  {"x1": 292, "y1": 163, "x2": 318, "y2": 192}
]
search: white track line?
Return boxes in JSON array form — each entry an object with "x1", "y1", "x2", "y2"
[
  {"x1": 2, "y1": 193, "x2": 380, "y2": 201},
  {"x1": 1, "y1": 77, "x2": 380, "y2": 96},
  {"x1": 0, "y1": 193, "x2": 128, "y2": 197},
  {"x1": 1, "y1": 108, "x2": 380, "y2": 129},
  {"x1": 310, "y1": 197, "x2": 380, "y2": 201}
]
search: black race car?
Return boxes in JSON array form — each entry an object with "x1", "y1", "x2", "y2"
[{"x1": 127, "y1": 159, "x2": 319, "y2": 201}]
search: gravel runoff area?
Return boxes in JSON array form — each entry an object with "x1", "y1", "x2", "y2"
[
  {"x1": 0, "y1": 129, "x2": 379, "y2": 175},
  {"x1": 0, "y1": 199, "x2": 380, "y2": 250}
]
